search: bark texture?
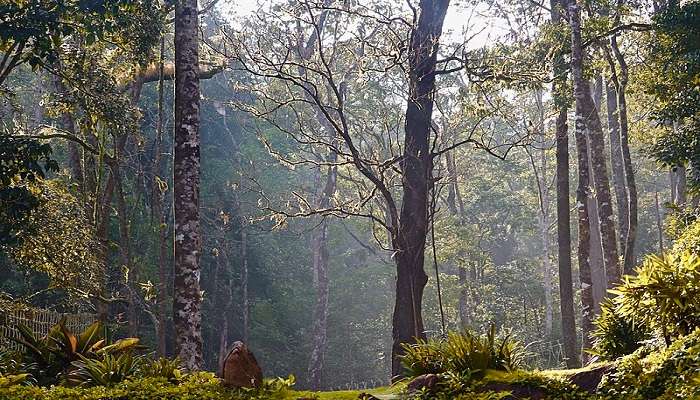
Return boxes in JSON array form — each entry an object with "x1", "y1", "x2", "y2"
[
  {"x1": 570, "y1": 3, "x2": 621, "y2": 289},
  {"x1": 391, "y1": 0, "x2": 450, "y2": 380},
  {"x1": 308, "y1": 163, "x2": 337, "y2": 389},
  {"x1": 605, "y1": 80, "x2": 629, "y2": 255},
  {"x1": 611, "y1": 34, "x2": 637, "y2": 275},
  {"x1": 570, "y1": 3, "x2": 596, "y2": 359},
  {"x1": 551, "y1": 0, "x2": 578, "y2": 367},
  {"x1": 173, "y1": 0, "x2": 203, "y2": 371}
]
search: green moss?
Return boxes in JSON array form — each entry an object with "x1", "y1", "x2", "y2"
[{"x1": 0, "y1": 373, "x2": 293, "y2": 400}]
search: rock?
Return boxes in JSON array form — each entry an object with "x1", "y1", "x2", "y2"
[
  {"x1": 220, "y1": 341, "x2": 263, "y2": 388},
  {"x1": 568, "y1": 364, "x2": 614, "y2": 394},
  {"x1": 478, "y1": 382, "x2": 548, "y2": 400},
  {"x1": 407, "y1": 373, "x2": 439, "y2": 393}
]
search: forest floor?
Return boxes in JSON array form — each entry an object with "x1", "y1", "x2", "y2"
[{"x1": 289, "y1": 385, "x2": 400, "y2": 399}]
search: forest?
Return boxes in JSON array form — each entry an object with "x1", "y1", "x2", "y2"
[{"x1": 0, "y1": 0, "x2": 699, "y2": 398}]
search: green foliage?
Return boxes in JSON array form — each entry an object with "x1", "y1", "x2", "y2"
[
  {"x1": 401, "y1": 327, "x2": 525, "y2": 381},
  {"x1": 4, "y1": 179, "x2": 103, "y2": 298},
  {"x1": 0, "y1": 372, "x2": 294, "y2": 400},
  {"x1": 611, "y1": 253, "x2": 700, "y2": 341},
  {"x1": 590, "y1": 300, "x2": 652, "y2": 360},
  {"x1": 408, "y1": 371, "x2": 592, "y2": 400},
  {"x1": 669, "y1": 216, "x2": 700, "y2": 255},
  {"x1": 138, "y1": 357, "x2": 183, "y2": 383},
  {"x1": 598, "y1": 328, "x2": 700, "y2": 400},
  {"x1": 0, "y1": 0, "x2": 163, "y2": 73},
  {"x1": 0, "y1": 129, "x2": 58, "y2": 246},
  {"x1": 0, "y1": 373, "x2": 30, "y2": 388},
  {"x1": 66, "y1": 353, "x2": 143, "y2": 387},
  {"x1": 10, "y1": 319, "x2": 140, "y2": 386}
]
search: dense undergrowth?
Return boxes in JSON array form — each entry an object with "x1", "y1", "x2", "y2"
[{"x1": 2, "y1": 221, "x2": 700, "y2": 399}]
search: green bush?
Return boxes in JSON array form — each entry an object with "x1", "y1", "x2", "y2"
[
  {"x1": 590, "y1": 300, "x2": 653, "y2": 360},
  {"x1": 598, "y1": 328, "x2": 700, "y2": 400},
  {"x1": 612, "y1": 253, "x2": 700, "y2": 341},
  {"x1": 409, "y1": 371, "x2": 592, "y2": 400},
  {"x1": 10, "y1": 319, "x2": 141, "y2": 386},
  {"x1": 138, "y1": 357, "x2": 183, "y2": 382},
  {"x1": 401, "y1": 327, "x2": 525, "y2": 381},
  {"x1": 66, "y1": 353, "x2": 144, "y2": 387},
  {"x1": 0, "y1": 372, "x2": 294, "y2": 400}
]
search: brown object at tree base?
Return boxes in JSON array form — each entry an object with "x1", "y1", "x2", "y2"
[{"x1": 221, "y1": 341, "x2": 263, "y2": 388}]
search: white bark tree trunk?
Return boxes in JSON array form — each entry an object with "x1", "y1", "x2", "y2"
[{"x1": 173, "y1": 0, "x2": 203, "y2": 371}]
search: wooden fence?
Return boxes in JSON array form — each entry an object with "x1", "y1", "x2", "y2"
[{"x1": 0, "y1": 305, "x2": 96, "y2": 350}]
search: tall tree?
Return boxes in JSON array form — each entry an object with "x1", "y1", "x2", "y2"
[
  {"x1": 569, "y1": 1, "x2": 598, "y2": 359},
  {"x1": 569, "y1": 1, "x2": 621, "y2": 289},
  {"x1": 173, "y1": 0, "x2": 204, "y2": 370},
  {"x1": 610, "y1": 26, "x2": 637, "y2": 275},
  {"x1": 391, "y1": 0, "x2": 450, "y2": 379},
  {"x1": 551, "y1": 0, "x2": 578, "y2": 367}
]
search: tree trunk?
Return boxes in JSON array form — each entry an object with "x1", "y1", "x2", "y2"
[
  {"x1": 605, "y1": 80, "x2": 629, "y2": 256},
  {"x1": 446, "y1": 151, "x2": 469, "y2": 328},
  {"x1": 654, "y1": 187, "x2": 665, "y2": 253},
  {"x1": 173, "y1": 0, "x2": 203, "y2": 371},
  {"x1": 671, "y1": 163, "x2": 687, "y2": 206},
  {"x1": 570, "y1": 2, "x2": 621, "y2": 289},
  {"x1": 308, "y1": 161, "x2": 336, "y2": 389},
  {"x1": 113, "y1": 163, "x2": 139, "y2": 337},
  {"x1": 570, "y1": 3, "x2": 597, "y2": 361},
  {"x1": 574, "y1": 92, "x2": 596, "y2": 364},
  {"x1": 589, "y1": 79, "x2": 607, "y2": 312},
  {"x1": 611, "y1": 34, "x2": 637, "y2": 274},
  {"x1": 551, "y1": 0, "x2": 578, "y2": 368},
  {"x1": 391, "y1": 0, "x2": 450, "y2": 380},
  {"x1": 52, "y1": 73, "x2": 84, "y2": 193},
  {"x1": 241, "y1": 229, "x2": 249, "y2": 344},
  {"x1": 533, "y1": 91, "x2": 553, "y2": 337},
  {"x1": 152, "y1": 35, "x2": 169, "y2": 358}
]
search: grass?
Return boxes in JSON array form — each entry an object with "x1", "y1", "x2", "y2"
[{"x1": 287, "y1": 385, "x2": 401, "y2": 400}]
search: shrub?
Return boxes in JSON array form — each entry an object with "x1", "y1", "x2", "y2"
[
  {"x1": 401, "y1": 327, "x2": 525, "y2": 381},
  {"x1": 409, "y1": 371, "x2": 593, "y2": 400},
  {"x1": 10, "y1": 319, "x2": 141, "y2": 386},
  {"x1": 138, "y1": 357, "x2": 183, "y2": 382},
  {"x1": 0, "y1": 372, "x2": 294, "y2": 400},
  {"x1": 65, "y1": 353, "x2": 144, "y2": 387},
  {"x1": 612, "y1": 253, "x2": 700, "y2": 342},
  {"x1": 590, "y1": 300, "x2": 653, "y2": 360},
  {"x1": 598, "y1": 328, "x2": 700, "y2": 400}
]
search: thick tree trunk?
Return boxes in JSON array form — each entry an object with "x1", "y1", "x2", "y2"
[
  {"x1": 574, "y1": 95, "x2": 596, "y2": 364},
  {"x1": 570, "y1": 3, "x2": 621, "y2": 288},
  {"x1": 550, "y1": 0, "x2": 578, "y2": 368},
  {"x1": 173, "y1": 0, "x2": 203, "y2": 371},
  {"x1": 611, "y1": 35, "x2": 637, "y2": 274},
  {"x1": 390, "y1": 0, "x2": 450, "y2": 380},
  {"x1": 570, "y1": 3, "x2": 597, "y2": 361}
]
